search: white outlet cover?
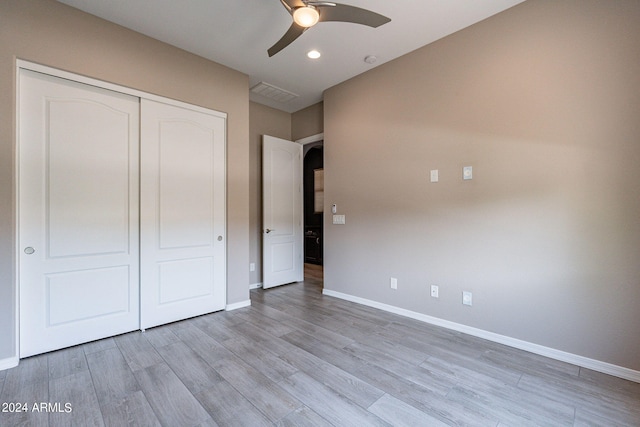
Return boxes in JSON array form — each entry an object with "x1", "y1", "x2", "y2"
[
  {"x1": 430, "y1": 285, "x2": 439, "y2": 298},
  {"x1": 430, "y1": 169, "x2": 439, "y2": 183},
  {"x1": 463, "y1": 166, "x2": 473, "y2": 180},
  {"x1": 462, "y1": 291, "x2": 473, "y2": 306}
]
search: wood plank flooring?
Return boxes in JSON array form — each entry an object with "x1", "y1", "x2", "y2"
[{"x1": 1, "y1": 265, "x2": 639, "y2": 426}]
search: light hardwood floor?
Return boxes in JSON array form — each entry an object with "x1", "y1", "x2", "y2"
[{"x1": 1, "y1": 266, "x2": 639, "y2": 426}]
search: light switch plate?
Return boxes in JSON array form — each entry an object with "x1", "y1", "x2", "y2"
[
  {"x1": 332, "y1": 214, "x2": 345, "y2": 225},
  {"x1": 430, "y1": 169, "x2": 439, "y2": 183}
]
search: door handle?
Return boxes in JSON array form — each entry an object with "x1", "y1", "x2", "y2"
[
  {"x1": 24, "y1": 247, "x2": 35, "y2": 255},
  {"x1": 265, "y1": 229, "x2": 275, "y2": 234}
]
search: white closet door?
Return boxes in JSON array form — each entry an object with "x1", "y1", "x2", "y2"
[
  {"x1": 140, "y1": 99, "x2": 226, "y2": 329},
  {"x1": 19, "y1": 70, "x2": 140, "y2": 357}
]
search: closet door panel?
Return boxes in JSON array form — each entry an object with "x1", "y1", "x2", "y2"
[
  {"x1": 140, "y1": 99, "x2": 226, "y2": 329},
  {"x1": 47, "y1": 99, "x2": 131, "y2": 257},
  {"x1": 157, "y1": 121, "x2": 214, "y2": 249},
  {"x1": 19, "y1": 70, "x2": 140, "y2": 357}
]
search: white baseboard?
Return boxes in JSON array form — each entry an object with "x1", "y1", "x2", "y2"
[
  {"x1": 226, "y1": 299, "x2": 251, "y2": 311},
  {"x1": 322, "y1": 288, "x2": 640, "y2": 384},
  {"x1": 0, "y1": 356, "x2": 19, "y2": 371},
  {"x1": 249, "y1": 282, "x2": 263, "y2": 290}
]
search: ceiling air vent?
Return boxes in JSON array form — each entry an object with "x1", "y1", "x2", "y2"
[{"x1": 250, "y1": 82, "x2": 299, "y2": 103}]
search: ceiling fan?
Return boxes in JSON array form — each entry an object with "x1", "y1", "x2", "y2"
[{"x1": 268, "y1": 0, "x2": 391, "y2": 57}]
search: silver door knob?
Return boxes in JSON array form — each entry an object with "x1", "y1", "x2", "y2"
[
  {"x1": 24, "y1": 247, "x2": 35, "y2": 255},
  {"x1": 265, "y1": 229, "x2": 275, "y2": 234},
  {"x1": 217, "y1": 236, "x2": 223, "y2": 241}
]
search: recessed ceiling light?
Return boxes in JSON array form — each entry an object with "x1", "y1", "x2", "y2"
[{"x1": 307, "y1": 50, "x2": 321, "y2": 59}]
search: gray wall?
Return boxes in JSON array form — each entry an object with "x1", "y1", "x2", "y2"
[
  {"x1": 0, "y1": 0, "x2": 250, "y2": 363},
  {"x1": 324, "y1": 0, "x2": 640, "y2": 371}
]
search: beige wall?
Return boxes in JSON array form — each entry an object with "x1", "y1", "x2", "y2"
[
  {"x1": 0, "y1": 0, "x2": 250, "y2": 363},
  {"x1": 248, "y1": 102, "x2": 291, "y2": 286},
  {"x1": 324, "y1": 0, "x2": 640, "y2": 371},
  {"x1": 292, "y1": 102, "x2": 324, "y2": 141}
]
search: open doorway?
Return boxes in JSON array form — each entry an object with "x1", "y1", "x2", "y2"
[{"x1": 303, "y1": 142, "x2": 323, "y2": 281}]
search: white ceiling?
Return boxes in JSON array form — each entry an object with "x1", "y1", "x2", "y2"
[{"x1": 57, "y1": 0, "x2": 524, "y2": 113}]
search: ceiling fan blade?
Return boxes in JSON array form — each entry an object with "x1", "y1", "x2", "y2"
[
  {"x1": 268, "y1": 22, "x2": 307, "y2": 57},
  {"x1": 317, "y1": 4, "x2": 391, "y2": 28}
]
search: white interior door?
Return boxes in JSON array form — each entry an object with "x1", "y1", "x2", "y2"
[
  {"x1": 140, "y1": 99, "x2": 226, "y2": 329},
  {"x1": 19, "y1": 70, "x2": 140, "y2": 357},
  {"x1": 262, "y1": 135, "x2": 303, "y2": 289}
]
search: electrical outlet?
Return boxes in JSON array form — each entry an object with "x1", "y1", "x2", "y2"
[
  {"x1": 463, "y1": 166, "x2": 473, "y2": 180},
  {"x1": 249, "y1": 263, "x2": 256, "y2": 272},
  {"x1": 462, "y1": 291, "x2": 473, "y2": 306},
  {"x1": 430, "y1": 285, "x2": 439, "y2": 298},
  {"x1": 390, "y1": 277, "x2": 398, "y2": 290}
]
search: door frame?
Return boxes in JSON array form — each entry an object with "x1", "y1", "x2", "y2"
[
  {"x1": 14, "y1": 60, "x2": 227, "y2": 364},
  {"x1": 262, "y1": 135, "x2": 304, "y2": 289},
  {"x1": 257, "y1": 133, "x2": 324, "y2": 290},
  {"x1": 296, "y1": 133, "x2": 324, "y2": 146},
  {"x1": 259, "y1": 133, "x2": 323, "y2": 289}
]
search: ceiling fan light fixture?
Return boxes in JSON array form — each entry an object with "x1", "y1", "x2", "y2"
[{"x1": 293, "y1": 6, "x2": 320, "y2": 28}]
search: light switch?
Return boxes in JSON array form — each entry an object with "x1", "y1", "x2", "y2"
[
  {"x1": 430, "y1": 169, "x2": 439, "y2": 183},
  {"x1": 463, "y1": 166, "x2": 473, "y2": 180},
  {"x1": 332, "y1": 214, "x2": 345, "y2": 225}
]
